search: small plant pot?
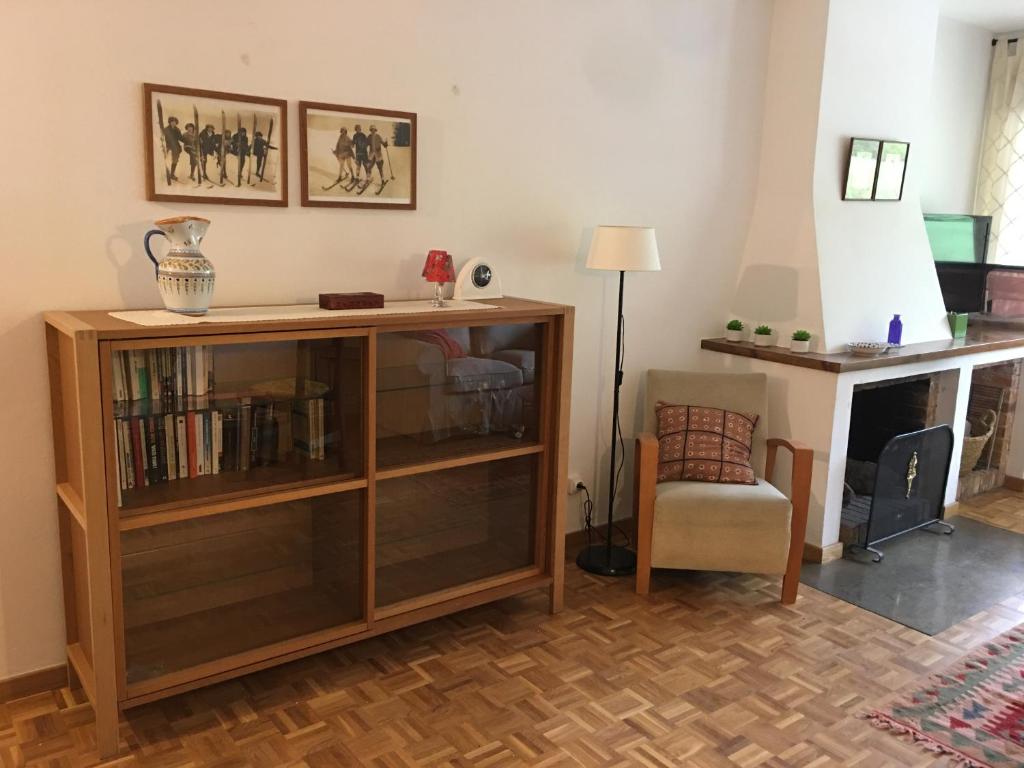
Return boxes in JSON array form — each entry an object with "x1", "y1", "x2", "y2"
[
  {"x1": 725, "y1": 329, "x2": 744, "y2": 342},
  {"x1": 790, "y1": 339, "x2": 810, "y2": 353},
  {"x1": 754, "y1": 334, "x2": 772, "y2": 347}
]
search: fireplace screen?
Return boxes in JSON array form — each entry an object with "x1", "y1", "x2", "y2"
[{"x1": 846, "y1": 425, "x2": 954, "y2": 561}]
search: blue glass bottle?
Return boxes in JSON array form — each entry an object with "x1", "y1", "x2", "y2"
[{"x1": 887, "y1": 314, "x2": 903, "y2": 346}]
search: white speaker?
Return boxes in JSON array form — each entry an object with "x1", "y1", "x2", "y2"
[{"x1": 452, "y1": 257, "x2": 503, "y2": 300}]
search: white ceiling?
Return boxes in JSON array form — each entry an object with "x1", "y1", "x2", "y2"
[{"x1": 939, "y1": 0, "x2": 1024, "y2": 33}]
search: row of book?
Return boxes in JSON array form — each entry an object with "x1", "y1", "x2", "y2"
[
  {"x1": 115, "y1": 398, "x2": 331, "y2": 505},
  {"x1": 112, "y1": 346, "x2": 214, "y2": 402}
]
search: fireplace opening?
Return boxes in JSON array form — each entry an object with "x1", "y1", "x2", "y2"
[
  {"x1": 957, "y1": 361, "x2": 1021, "y2": 500},
  {"x1": 848, "y1": 376, "x2": 934, "y2": 463},
  {"x1": 840, "y1": 374, "x2": 954, "y2": 556}
]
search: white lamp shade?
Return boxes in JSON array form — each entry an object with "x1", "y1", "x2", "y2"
[{"x1": 585, "y1": 226, "x2": 661, "y2": 272}]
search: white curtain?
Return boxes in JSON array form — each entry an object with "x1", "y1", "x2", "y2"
[{"x1": 975, "y1": 37, "x2": 1024, "y2": 264}]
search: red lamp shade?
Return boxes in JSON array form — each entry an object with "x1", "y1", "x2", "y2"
[{"x1": 422, "y1": 250, "x2": 455, "y2": 283}]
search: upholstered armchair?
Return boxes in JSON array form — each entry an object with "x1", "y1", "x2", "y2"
[{"x1": 633, "y1": 370, "x2": 812, "y2": 604}]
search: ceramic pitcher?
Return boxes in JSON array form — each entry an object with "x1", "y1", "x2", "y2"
[{"x1": 143, "y1": 216, "x2": 215, "y2": 315}]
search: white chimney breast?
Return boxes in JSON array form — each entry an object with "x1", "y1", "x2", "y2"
[
  {"x1": 732, "y1": 0, "x2": 952, "y2": 353},
  {"x1": 814, "y1": 0, "x2": 951, "y2": 352}
]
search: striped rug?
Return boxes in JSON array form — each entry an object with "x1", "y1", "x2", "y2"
[{"x1": 865, "y1": 626, "x2": 1024, "y2": 767}]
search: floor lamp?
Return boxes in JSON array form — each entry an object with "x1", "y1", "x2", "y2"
[{"x1": 577, "y1": 226, "x2": 661, "y2": 576}]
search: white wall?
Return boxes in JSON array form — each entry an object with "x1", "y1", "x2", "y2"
[
  {"x1": 920, "y1": 16, "x2": 992, "y2": 213},
  {"x1": 814, "y1": 0, "x2": 952, "y2": 351},
  {"x1": 0, "y1": 0, "x2": 772, "y2": 679}
]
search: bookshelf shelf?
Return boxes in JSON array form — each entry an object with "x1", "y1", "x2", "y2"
[
  {"x1": 112, "y1": 392, "x2": 328, "y2": 420},
  {"x1": 116, "y1": 456, "x2": 359, "y2": 513},
  {"x1": 44, "y1": 298, "x2": 573, "y2": 759},
  {"x1": 118, "y1": 474, "x2": 368, "y2": 530}
]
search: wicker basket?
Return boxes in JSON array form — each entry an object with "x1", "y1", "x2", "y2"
[{"x1": 960, "y1": 409, "x2": 997, "y2": 475}]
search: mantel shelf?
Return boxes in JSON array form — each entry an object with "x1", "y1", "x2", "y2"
[{"x1": 702, "y1": 324, "x2": 1024, "y2": 373}]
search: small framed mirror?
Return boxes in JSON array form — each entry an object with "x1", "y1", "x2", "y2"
[
  {"x1": 843, "y1": 137, "x2": 881, "y2": 201},
  {"x1": 874, "y1": 141, "x2": 910, "y2": 201}
]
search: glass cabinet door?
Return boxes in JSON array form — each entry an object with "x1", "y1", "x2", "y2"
[
  {"x1": 375, "y1": 456, "x2": 538, "y2": 608},
  {"x1": 109, "y1": 334, "x2": 365, "y2": 513},
  {"x1": 120, "y1": 490, "x2": 364, "y2": 684},
  {"x1": 376, "y1": 323, "x2": 543, "y2": 469}
]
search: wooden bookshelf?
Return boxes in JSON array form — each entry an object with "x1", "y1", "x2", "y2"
[{"x1": 44, "y1": 298, "x2": 573, "y2": 758}]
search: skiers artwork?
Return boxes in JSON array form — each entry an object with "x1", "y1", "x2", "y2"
[
  {"x1": 299, "y1": 101, "x2": 416, "y2": 210},
  {"x1": 144, "y1": 84, "x2": 288, "y2": 206}
]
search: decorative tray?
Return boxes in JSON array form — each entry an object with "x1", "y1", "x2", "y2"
[{"x1": 846, "y1": 341, "x2": 892, "y2": 357}]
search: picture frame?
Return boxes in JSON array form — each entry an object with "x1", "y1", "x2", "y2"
[
  {"x1": 144, "y1": 83, "x2": 288, "y2": 207},
  {"x1": 874, "y1": 140, "x2": 910, "y2": 201},
  {"x1": 299, "y1": 101, "x2": 417, "y2": 209},
  {"x1": 842, "y1": 137, "x2": 881, "y2": 201}
]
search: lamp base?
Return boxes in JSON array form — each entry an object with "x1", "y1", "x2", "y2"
[
  {"x1": 430, "y1": 282, "x2": 447, "y2": 307},
  {"x1": 576, "y1": 544, "x2": 637, "y2": 576}
]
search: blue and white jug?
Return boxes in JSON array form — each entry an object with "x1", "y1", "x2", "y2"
[{"x1": 143, "y1": 215, "x2": 215, "y2": 315}]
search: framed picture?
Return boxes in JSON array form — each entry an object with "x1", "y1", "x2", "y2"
[
  {"x1": 144, "y1": 83, "x2": 287, "y2": 207},
  {"x1": 874, "y1": 140, "x2": 910, "y2": 201},
  {"x1": 842, "y1": 137, "x2": 881, "y2": 201},
  {"x1": 299, "y1": 101, "x2": 416, "y2": 209}
]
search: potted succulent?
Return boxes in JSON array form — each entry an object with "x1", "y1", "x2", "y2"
[
  {"x1": 790, "y1": 329, "x2": 812, "y2": 353},
  {"x1": 753, "y1": 325, "x2": 773, "y2": 347},
  {"x1": 725, "y1": 319, "x2": 745, "y2": 342}
]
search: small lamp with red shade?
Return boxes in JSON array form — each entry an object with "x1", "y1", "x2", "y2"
[{"x1": 422, "y1": 249, "x2": 456, "y2": 307}]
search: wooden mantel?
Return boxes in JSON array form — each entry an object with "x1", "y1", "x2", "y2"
[{"x1": 702, "y1": 324, "x2": 1024, "y2": 373}]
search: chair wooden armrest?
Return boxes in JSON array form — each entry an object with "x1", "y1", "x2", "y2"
[
  {"x1": 634, "y1": 432, "x2": 659, "y2": 595},
  {"x1": 765, "y1": 438, "x2": 813, "y2": 604}
]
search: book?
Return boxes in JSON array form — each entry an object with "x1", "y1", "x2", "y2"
[
  {"x1": 259, "y1": 403, "x2": 279, "y2": 466},
  {"x1": 120, "y1": 421, "x2": 134, "y2": 490},
  {"x1": 222, "y1": 410, "x2": 238, "y2": 472},
  {"x1": 147, "y1": 417, "x2": 160, "y2": 485},
  {"x1": 130, "y1": 418, "x2": 144, "y2": 487},
  {"x1": 175, "y1": 414, "x2": 188, "y2": 480},
  {"x1": 112, "y1": 354, "x2": 126, "y2": 402},
  {"x1": 186, "y1": 413, "x2": 198, "y2": 479},
  {"x1": 203, "y1": 412, "x2": 213, "y2": 475},
  {"x1": 195, "y1": 412, "x2": 206, "y2": 476},
  {"x1": 317, "y1": 398, "x2": 323, "y2": 460},
  {"x1": 212, "y1": 411, "x2": 222, "y2": 474},
  {"x1": 164, "y1": 413, "x2": 177, "y2": 482},
  {"x1": 137, "y1": 419, "x2": 150, "y2": 487},
  {"x1": 239, "y1": 401, "x2": 252, "y2": 471},
  {"x1": 114, "y1": 421, "x2": 127, "y2": 492},
  {"x1": 146, "y1": 350, "x2": 159, "y2": 400},
  {"x1": 155, "y1": 416, "x2": 168, "y2": 483},
  {"x1": 128, "y1": 351, "x2": 143, "y2": 400},
  {"x1": 249, "y1": 405, "x2": 261, "y2": 467},
  {"x1": 292, "y1": 398, "x2": 314, "y2": 459},
  {"x1": 315, "y1": 397, "x2": 323, "y2": 461}
]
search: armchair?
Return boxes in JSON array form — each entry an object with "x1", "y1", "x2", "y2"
[{"x1": 633, "y1": 370, "x2": 812, "y2": 604}]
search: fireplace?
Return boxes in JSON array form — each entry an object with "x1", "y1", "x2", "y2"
[
  {"x1": 701, "y1": 318, "x2": 1024, "y2": 556},
  {"x1": 840, "y1": 374, "x2": 955, "y2": 555},
  {"x1": 957, "y1": 361, "x2": 1021, "y2": 500}
]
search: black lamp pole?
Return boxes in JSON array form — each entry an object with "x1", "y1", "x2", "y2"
[{"x1": 576, "y1": 269, "x2": 636, "y2": 576}]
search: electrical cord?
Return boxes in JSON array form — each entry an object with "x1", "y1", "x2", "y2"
[
  {"x1": 579, "y1": 479, "x2": 631, "y2": 548},
  {"x1": 581, "y1": 482, "x2": 595, "y2": 548}
]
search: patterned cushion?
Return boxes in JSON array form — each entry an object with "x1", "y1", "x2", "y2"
[{"x1": 654, "y1": 402, "x2": 759, "y2": 485}]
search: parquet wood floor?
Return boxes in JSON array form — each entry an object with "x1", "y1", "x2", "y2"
[
  {"x1": 5, "y1": 491, "x2": 1024, "y2": 767},
  {"x1": 959, "y1": 486, "x2": 1024, "y2": 534}
]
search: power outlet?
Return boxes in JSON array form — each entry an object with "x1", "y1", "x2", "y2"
[{"x1": 568, "y1": 474, "x2": 584, "y2": 494}]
